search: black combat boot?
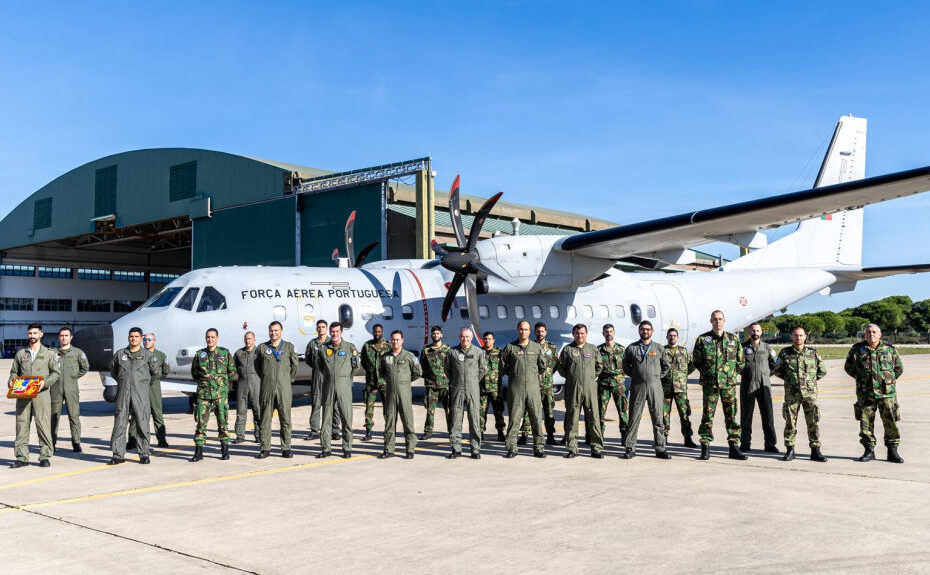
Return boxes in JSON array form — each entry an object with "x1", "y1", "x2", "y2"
[
  {"x1": 107, "y1": 457, "x2": 125, "y2": 466},
  {"x1": 232, "y1": 436, "x2": 245, "y2": 445},
  {"x1": 699, "y1": 444, "x2": 710, "y2": 460},
  {"x1": 810, "y1": 446, "x2": 826, "y2": 462},
  {"x1": 317, "y1": 451, "x2": 332, "y2": 459},
  {"x1": 420, "y1": 432, "x2": 432, "y2": 441},
  {"x1": 782, "y1": 446, "x2": 796, "y2": 461},
  {"x1": 10, "y1": 460, "x2": 28, "y2": 469},
  {"x1": 256, "y1": 450, "x2": 270, "y2": 459},
  {"x1": 72, "y1": 442, "x2": 82, "y2": 453},
  {"x1": 377, "y1": 452, "x2": 392, "y2": 459},
  {"x1": 156, "y1": 429, "x2": 170, "y2": 448},
  {"x1": 764, "y1": 444, "x2": 780, "y2": 454},
  {"x1": 856, "y1": 447, "x2": 875, "y2": 462},
  {"x1": 546, "y1": 432, "x2": 556, "y2": 446},
  {"x1": 621, "y1": 448, "x2": 635, "y2": 459},
  {"x1": 533, "y1": 451, "x2": 546, "y2": 459},
  {"x1": 887, "y1": 446, "x2": 904, "y2": 464},
  {"x1": 189, "y1": 446, "x2": 203, "y2": 462},
  {"x1": 729, "y1": 444, "x2": 748, "y2": 460},
  {"x1": 139, "y1": 456, "x2": 150, "y2": 465},
  {"x1": 564, "y1": 451, "x2": 577, "y2": 459},
  {"x1": 447, "y1": 451, "x2": 461, "y2": 459},
  {"x1": 684, "y1": 436, "x2": 698, "y2": 448},
  {"x1": 656, "y1": 451, "x2": 671, "y2": 459},
  {"x1": 517, "y1": 434, "x2": 527, "y2": 445},
  {"x1": 363, "y1": 430, "x2": 373, "y2": 441},
  {"x1": 496, "y1": 431, "x2": 505, "y2": 442},
  {"x1": 220, "y1": 443, "x2": 230, "y2": 460},
  {"x1": 504, "y1": 451, "x2": 517, "y2": 459},
  {"x1": 283, "y1": 450, "x2": 293, "y2": 458}
]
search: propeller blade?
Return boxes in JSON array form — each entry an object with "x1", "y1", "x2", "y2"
[
  {"x1": 355, "y1": 242, "x2": 379, "y2": 267},
  {"x1": 464, "y1": 275, "x2": 481, "y2": 337},
  {"x1": 449, "y1": 175, "x2": 467, "y2": 248},
  {"x1": 465, "y1": 191, "x2": 503, "y2": 253},
  {"x1": 441, "y1": 272, "x2": 466, "y2": 322},
  {"x1": 344, "y1": 210, "x2": 357, "y2": 267},
  {"x1": 430, "y1": 240, "x2": 448, "y2": 257}
]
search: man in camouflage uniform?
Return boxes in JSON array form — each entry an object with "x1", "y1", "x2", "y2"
[
  {"x1": 773, "y1": 326, "x2": 827, "y2": 462},
  {"x1": 740, "y1": 322, "x2": 779, "y2": 453},
  {"x1": 845, "y1": 323, "x2": 905, "y2": 463},
  {"x1": 233, "y1": 331, "x2": 261, "y2": 444},
  {"x1": 360, "y1": 323, "x2": 389, "y2": 441},
  {"x1": 305, "y1": 319, "x2": 340, "y2": 441},
  {"x1": 445, "y1": 327, "x2": 488, "y2": 459},
  {"x1": 255, "y1": 321, "x2": 299, "y2": 459},
  {"x1": 597, "y1": 324, "x2": 627, "y2": 443},
  {"x1": 108, "y1": 327, "x2": 160, "y2": 465},
  {"x1": 189, "y1": 328, "x2": 236, "y2": 462},
  {"x1": 662, "y1": 328, "x2": 696, "y2": 448},
  {"x1": 500, "y1": 321, "x2": 547, "y2": 458},
  {"x1": 8, "y1": 323, "x2": 60, "y2": 468},
  {"x1": 51, "y1": 326, "x2": 89, "y2": 453},
  {"x1": 558, "y1": 324, "x2": 604, "y2": 458},
  {"x1": 520, "y1": 323, "x2": 557, "y2": 445},
  {"x1": 317, "y1": 321, "x2": 359, "y2": 458},
  {"x1": 419, "y1": 325, "x2": 452, "y2": 440},
  {"x1": 480, "y1": 332, "x2": 506, "y2": 441},
  {"x1": 378, "y1": 330, "x2": 422, "y2": 459},
  {"x1": 692, "y1": 310, "x2": 747, "y2": 460}
]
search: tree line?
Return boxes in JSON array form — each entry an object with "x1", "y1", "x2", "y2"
[{"x1": 762, "y1": 296, "x2": 930, "y2": 341}]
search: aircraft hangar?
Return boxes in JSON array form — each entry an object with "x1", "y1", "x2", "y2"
[{"x1": 0, "y1": 148, "x2": 722, "y2": 354}]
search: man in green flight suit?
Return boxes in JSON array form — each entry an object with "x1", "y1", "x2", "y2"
[
  {"x1": 51, "y1": 326, "x2": 88, "y2": 453},
  {"x1": 445, "y1": 327, "x2": 487, "y2": 459},
  {"x1": 773, "y1": 326, "x2": 827, "y2": 462},
  {"x1": 255, "y1": 321, "x2": 299, "y2": 459},
  {"x1": 190, "y1": 328, "x2": 236, "y2": 462},
  {"x1": 378, "y1": 330, "x2": 421, "y2": 460},
  {"x1": 662, "y1": 328, "x2": 696, "y2": 448},
  {"x1": 8, "y1": 323, "x2": 60, "y2": 468},
  {"x1": 108, "y1": 327, "x2": 160, "y2": 465},
  {"x1": 558, "y1": 323, "x2": 604, "y2": 458},
  {"x1": 360, "y1": 323, "x2": 389, "y2": 441},
  {"x1": 597, "y1": 324, "x2": 627, "y2": 444},
  {"x1": 740, "y1": 322, "x2": 779, "y2": 454},
  {"x1": 500, "y1": 320, "x2": 547, "y2": 458},
  {"x1": 692, "y1": 310, "x2": 747, "y2": 461},
  {"x1": 233, "y1": 331, "x2": 261, "y2": 444},
  {"x1": 305, "y1": 319, "x2": 340, "y2": 441},
  {"x1": 520, "y1": 323, "x2": 557, "y2": 445},
  {"x1": 480, "y1": 332, "x2": 506, "y2": 441},
  {"x1": 845, "y1": 323, "x2": 905, "y2": 463},
  {"x1": 622, "y1": 321, "x2": 671, "y2": 459},
  {"x1": 419, "y1": 325, "x2": 452, "y2": 440},
  {"x1": 317, "y1": 321, "x2": 359, "y2": 458}
]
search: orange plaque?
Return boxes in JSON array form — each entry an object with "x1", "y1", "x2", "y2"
[{"x1": 7, "y1": 376, "x2": 43, "y2": 399}]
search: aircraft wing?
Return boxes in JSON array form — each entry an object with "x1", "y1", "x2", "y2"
[
  {"x1": 832, "y1": 264, "x2": 930, "y2": 281},
  {"x1": 558, "y1": 166, "x2": 930, "y2": 260}
]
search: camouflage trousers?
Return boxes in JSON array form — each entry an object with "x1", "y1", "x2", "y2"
[
  {"x1": 480, "y1": 389, "x2": 506, "y2": 434},
  {"x1": 522, "y1": 384, "x2": 556, "y2": 436},
  {"x1": 598, "y1": 382, "x2": 629, "y2": 437},
  {"x1": 783, "y1": 389, "x2": 820, "y2": 448},
  {"x1": 194, "y1": 385, "x2": 230, "y2": 446},
  {"x1": 363, "y1": 383, "x2": 385, "y2": 432},
  {"x1": 662, "y1": 389, "x2": 693, "y2": 439},
  {"x1": 699, "y1": 385, "x2": 740, "y2": 445},
  {"x1": 423, "y1": 387, "x2": 452, "y2": 435},
  {"x1": 857, "y1": 396, "x2": 900, "y2": 448}
]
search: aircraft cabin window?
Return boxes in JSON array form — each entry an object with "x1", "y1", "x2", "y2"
[
  {"x1": 630, "y1": 304, "x2": 642, "y2": 324},
  {"x1": 382, "y1": 305, "x2": 394, "y2": 319},
  {"x1": 303, "y1": 304, "x2": 315, "y2": 315},
  {"x1": 497, "y1": 305, "x2": 508, "y2": 319},
  {"x1": 175, "y1": 287, "x2": 200, "y2": 311},
  {"x1": 479, "y1": 305, "x2": 489, "y2": 319},
  {"x1": 598, "y1": 305, "x2": 609, "y2": 319},
  {"x1": 567, "y1": 306, "x2": 577, "y2": 319},
  {"x1": 460, "y1": 307, "x2": 469, "y2": 320},
  {"x1": 583, "y1": 305, "x2": 593, "y2": 319},
  {"x1": 514, "y1": 305, "x2": 525, "y2": 319},
  {"x1": 615, "y1": 305, "x2": 626, "y2": 318},
  {"x1": 531, "y1": 305, "x2": 542, "y2": 319},
  {"x1": 402, "y1": 305, "x2": 413, "y2": 320},
  {"x1": 647, "y1": 305, "x2": 657, "y2": 318},
  {"x1": 272, "y1": 306, "x2": 287, "y2": 322},
  {"x1": 339, "y1": 304, "x2": 354, "y2": 328},
  {"x1": 144, "y1": 286, "x2": 182, "y2": 308},
  {"x1": 196, "y1": 286, "x2": 227, "y2": 312},
  {"x1": 549, "y1": 305, "x2": 559, "y2": 319}
]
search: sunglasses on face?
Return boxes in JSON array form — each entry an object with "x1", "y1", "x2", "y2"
[{"x1": 142, "y1": 338, "x2": 153, "y2": 342}]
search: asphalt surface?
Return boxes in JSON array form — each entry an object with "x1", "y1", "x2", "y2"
[{"x1": 2, "y1": 355, "x2": 929, "y2": 574}]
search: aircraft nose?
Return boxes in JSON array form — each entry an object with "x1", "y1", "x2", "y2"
[{"x1": 73, "y1": 324, "x2": 114, "y2": 371}]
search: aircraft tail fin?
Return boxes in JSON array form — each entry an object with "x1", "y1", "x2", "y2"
[{"x1": 725, "y1": 115, "x2": 867, "y2": 270}]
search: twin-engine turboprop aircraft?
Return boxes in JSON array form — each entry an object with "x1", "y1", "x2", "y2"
[{"x1": 76, "y1": 116, "x2": 930, "y2": 401}]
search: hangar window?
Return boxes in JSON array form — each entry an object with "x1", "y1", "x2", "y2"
[
  {"x1": 38, "y1": 267, "x2": 71, "y2": 279},
  {"x1": 382, "y1": 305, "x2": 394, "y2": 319},
  {"x1": 479, "y1": 305, "x2": 489, "y2": 319},
  {"x1": 175, "y1": 287, "x2": 200, "y2": 311},
  {"x1": 78, "y1": 268, "x2": 111, "y2": 281},
  {"x1": 113, "y1": 300, "x2": 143, "y2": 313},
  {"x1": 566, "y1": 306, "x2": 577, "y2": 319},
  {"x1": 38, "y1": 298, "x2": 72, "y2": 312},
  {"x1": 614, "y1": 305, "x2": 626, "y2": 318},
  {"x1": 496, "y1": 305, "x2": 508, "y2": 319},
  {"x1": 170, "y1": 161, "x2": 197, "y2": 202},
  {"x1": 630, "y1": 304, "x2": 642, "y2": 324},
  {"x1": 0, "y1": 265, "x2": 35, "y2": 277},
  {"x1": 0, "y1": 297, "x2": 34, "y2": 311},
  {"x1": 33, "y1": 198, "x2": 52, "y2": 230},
  {"x1": 531, "y1": 305, "x2": 542, "y2": 319},
  {"x1": 113, "y1": 270, "x2": 146, "y2": 282},
  {"x1": 150, "y1": 273, "x2": 180, "y2": 284},
  {"x1": 144, "y1": 286, "x2": 182, "y2": 308},
  {"x1": 549, "y1": 305, "x2": 559, "y2": 319},
  {"x1": 598, "y1": 305, "x2": 609, "y2": 319},
  {"x1": 77, "y1": 299, "x2": 111, "y2": 313},
  {"x1": 646, "y1": 305, "x2": 657, "y2": 318},
  {"x1": 339, "y1": 304, "x2": 354, "y2": 329},
  {"x1": 514, "y1": 305, "x2": 525, "y2": 319},
  {"x1": 197, "y1": 287, "x2": 227, "y2": 312},
  {"x1": 94, "y1": 165, "x2": 117, "y2": 218}
]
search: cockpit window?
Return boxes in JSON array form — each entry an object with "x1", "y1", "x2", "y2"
[
  {"x1": 175, "y1": 287, "x2": 200, "y2": 311},
  {"x1": 197, "y1": 286, "x2": 227, "y2": 312},
  {"x1": 143, "y1": 286, "x2": 182, "y2": 308}
]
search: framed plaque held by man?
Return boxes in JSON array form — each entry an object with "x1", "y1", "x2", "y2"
[{"x1": 7, "y1": 376, "x2": 43, "y2": 399}]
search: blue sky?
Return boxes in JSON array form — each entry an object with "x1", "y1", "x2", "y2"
[{"x1": 1, "y1": 1, "x2": 928, "y2": 314}]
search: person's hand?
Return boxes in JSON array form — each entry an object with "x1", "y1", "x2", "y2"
[{"x1": 37, "y1": 381, "x2": 45, "y2": 392}]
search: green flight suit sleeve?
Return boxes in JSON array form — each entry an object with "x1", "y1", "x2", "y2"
[
  {"x1": 594, "y1": 346, "x2": 604, "y2": 375},
  {"x1": 160, "y1": 353, "x2": 170, "y2": 378},
  {"x1": 557, "y1": 347, "x2": 571, "y2": 378},
  {"x1": 621, "y1": 347, "x2": 633, "y2": 378},
  {"x1": 255, "y1": 348, "x2": 265, "y2": 378},
  {"x1": 8, "y1": 354, "x2": 22, "y2": 385},
  {"x1": 77, "y1": 351, "x2": 90, "y2": 379},
  {"x1": 109, "y1": 352, "x2": 119, "y2": 379},
  {"x1": 410, "y1": 352, "x2": 423, "y2": 380},
  {"x1": 45, "y1": 351, "x2": 61, "y2": 388},
  {"x1": 289, "y1": 344, "x2": 299, "y2": 380},
  {"x1": 304, "y1": 341, "x2": 314, "y2": 368}
]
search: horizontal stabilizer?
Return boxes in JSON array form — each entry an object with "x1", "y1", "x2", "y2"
[{"x1": 833, "y1": 264, "x2": 930, "y2": 281}]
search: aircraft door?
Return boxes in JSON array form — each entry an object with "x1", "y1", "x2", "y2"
[{"x1": 653, "y1": 283, "x2": 689, "y2": 344}]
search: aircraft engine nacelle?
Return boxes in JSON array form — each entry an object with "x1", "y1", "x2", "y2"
[{"x1": 474, "y1": 235, "x2": 613, "y2": 294}]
